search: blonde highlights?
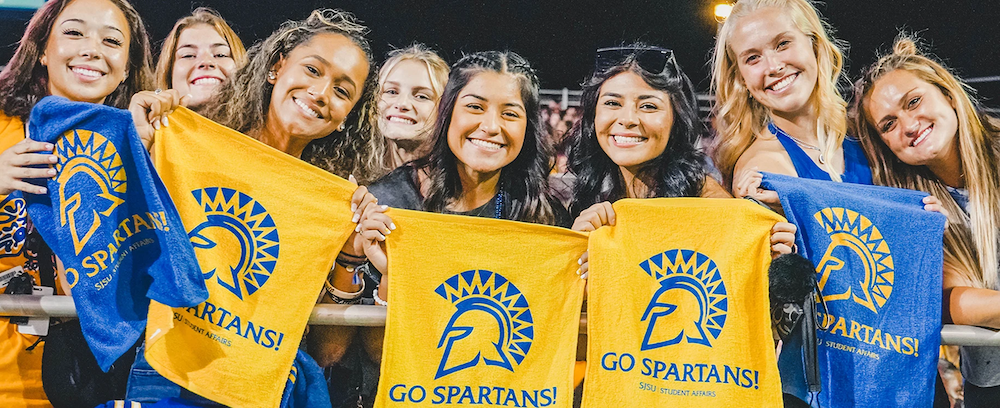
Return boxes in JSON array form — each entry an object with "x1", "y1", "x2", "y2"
[
  {"x1": 711, "y1": 0, "x2": 848, "y2": 188},
  {"x1": 851, "y1": 36, "x2": 1000, "y2": 289}
]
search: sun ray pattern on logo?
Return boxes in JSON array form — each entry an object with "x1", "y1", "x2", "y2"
[
  {"x1": 814, "y1": 207, "x2": 894, "y2": 313},
  {"x1": 188, "y1": 187, "x2": 279, "y2": 300},
  {"x1": 0, "y1": 196, "x2": 26, "y2": 258},
  {"x1": 639, "y1": 249, "x2": 728, "y2": 350},
  {"x1": 433, "y1": 269, "x2": 534, "y2": 379},
  {"x1": 55, "y1": 129, "x2": 127, "y2": 255}
]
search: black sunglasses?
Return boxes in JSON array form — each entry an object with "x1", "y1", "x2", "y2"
[{"x1": 594, "y1": 46, "x2": 679, "y2": 77}]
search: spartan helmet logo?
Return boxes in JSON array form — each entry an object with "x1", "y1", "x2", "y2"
[
  {"x1": 55, "y1": 129, "x2": 127, "y2": 255},
  {"x1": 434, "y1": 270, "x2": 534, "y2": 380},
  {"x1": 814, "y1": 208, "x2": 895, "y2": 313},
  {"x1": 188, "y1": 187, "x2": 280, "y2": 300},
  {"x1": 639, "y1": 249, "x2": 728, "y2": 350},
  {"x1": 0, "y1": 196, "x2": 27, "y2": 258}
]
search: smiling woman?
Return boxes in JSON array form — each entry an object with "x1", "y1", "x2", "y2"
[
  {"x1": 374, "y1": 43, "x2": 449, "y2": 170},
  {"x1": 711, "y1": 0, "x2": 872, "y2": 201},
  {"x1": 0, "y1": 0, "x2": 153, "y2": 405},
  {"x1": 851, "y1": 37, "x2": 1000, "y2": 406},
  {"x1": 153, "y1": 8, "x2": 246, "y2": 113},
  {"x1": 200, "y1": 9, "x2": 382, "y2": 180},
  {"x1": 341, "y1": 53, "x2": 569, "y2": 405}
]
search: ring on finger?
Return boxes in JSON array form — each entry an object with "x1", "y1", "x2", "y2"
[{"x1": 154, "y1": 88, "x2": 162, "y2": 95}]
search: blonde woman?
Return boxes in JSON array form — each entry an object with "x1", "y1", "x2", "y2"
[
  {"x1": 154, "y1": 8, "x2": 246, "y2": 113},
  {"x1": 711, "y1": 0, "x2": 871, "y2": 210},
  {"x1": 373, "y1": 43, "x2": 449, "y2": 170},
  {"x1": 851, "y1": 37, "x2": 1000, "y2": 406}
]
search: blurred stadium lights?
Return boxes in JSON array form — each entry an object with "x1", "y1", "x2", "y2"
[{"x1": 714, "y1": 2, "x2": 733, "y2": 22}]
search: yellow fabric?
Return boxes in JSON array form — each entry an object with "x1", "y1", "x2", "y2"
[
  {"x1": 0, "y1": 112, "x2": 51, "y2": 408},
  {"x1": 144, "y1": 108, "x2": 356, "y2": 408},
  {"x1": 376, "y1": 209, "x2": 586, "y2": 408},
  {"x1": 582, "y1": 198, "x2": 783, "y2": 408}
]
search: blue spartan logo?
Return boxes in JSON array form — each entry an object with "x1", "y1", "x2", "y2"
[
  {"x1": 188, "y1": 187, "x2": 279, "y2": 300},
  {"x1": 433, "y1": 270, "x2": 534, "y2": 379},
  {"x1": 639, "y1": 249, "x2": 728, "y2": 350},
  {"x1": 0, "y1": 196, "x2": 26, "y2": 258}
]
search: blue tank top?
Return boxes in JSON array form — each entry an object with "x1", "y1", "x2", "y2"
[
  {"x1": 769, "y1": 122, "x2": 873, "y2": 403},
  {"x1": 769, "y1": 122, "x2": 873, "y2": 185}
]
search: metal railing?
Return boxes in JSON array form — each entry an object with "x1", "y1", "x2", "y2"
[{"x1": 1, "y1": 295, "x2": 996, "y2": 346}]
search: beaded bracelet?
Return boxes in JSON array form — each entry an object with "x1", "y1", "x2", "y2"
[{"x1": 373, "y1": 285, "x2": 388, "y2": 306}]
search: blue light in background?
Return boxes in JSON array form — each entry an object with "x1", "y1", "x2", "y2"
[{"x1": 0, "y1": 0, "x2": 44, "y2": 10}]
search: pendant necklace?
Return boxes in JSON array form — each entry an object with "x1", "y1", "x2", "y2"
[{"x1": 769, "y1": 122, "x2": 826, "y2": 164}]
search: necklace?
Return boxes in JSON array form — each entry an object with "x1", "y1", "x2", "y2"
[{"x1": 769, "y1": 122, "x2": 826, "y2": 164}]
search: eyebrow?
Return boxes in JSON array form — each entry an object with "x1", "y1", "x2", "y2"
[
  {"x1": 876, "y1": 88, "x2": 919, "y2": 126},
  {"x1": 737, "y1": 31, "x2": 791, "y2": 59},
  {"x1": 306, "y1": 55, "x2": 358, "y2": 88},
  {"x1": 461, "y1": 93, "x2": 525, "y2": 110},
  {"x1": 599, "y1": 92, "x2": 664, "y2": 102},
  {"x1": 177, "y1": 43, "x2": 230, "y2": 51},
  {"x1": 384, "y1": 81, "x2": 432, "y2": 92},
  {"x1": 61, "y1": 18, "x2": 125, "y2": 37}
]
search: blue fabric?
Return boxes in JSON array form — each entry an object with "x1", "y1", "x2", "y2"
[
  {"x1": 768, "y1": 122, "x2": 873, "y2": 185},
  {"x1": 280, "y1": 349, "x2": 333, "y2": 408},
  {"x1": 125, "y1": 345, "x2": 222, "y2": 406},
  {"x1": 23, "y1": 96, "x2": 207, "y2": 371},
  {"x1": 761, "y1": 172, "x2": 945, "y2": 407},
  {"x1": 94, "y1": 398, "x2": 209, "y2": 408},
  {"x1": 127, "y1": 345, "x2": 329, "y2": 408}
]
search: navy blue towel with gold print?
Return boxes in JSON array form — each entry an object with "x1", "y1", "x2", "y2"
[
  {"x1": 23, "y1": 96, "x2": 207, "y2": 371},
  {"x1": 761, "y1": 172, "x2": 945, "y2": 408}
]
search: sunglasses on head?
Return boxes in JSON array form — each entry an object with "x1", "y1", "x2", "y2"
[{"x1": 594, "y1": 46, "x2": 679, "y2": 77}]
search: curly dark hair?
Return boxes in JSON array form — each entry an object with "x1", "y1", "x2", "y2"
[
  {"x1": 202, "y1": 9, "x2": 385, "y2": 182},
  {"x1": 567, "y1": 44, "x2": 707, "y2": 216},
  {"x1": 415, "y1": 50, "x2": 558, "y2": 225},
  {"x1": 0, "y1": 0, "x2": 154, "y2": 120}
]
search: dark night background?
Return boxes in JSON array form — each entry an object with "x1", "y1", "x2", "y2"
[{"x1": 2, "y1": 0, "x2": 999, "y2": 108}]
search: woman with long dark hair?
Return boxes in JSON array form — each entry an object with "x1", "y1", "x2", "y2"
[
  {"x1": 0, "y1": 0, "x2": 154, "y2": 404},
  {"x1": 341, "y1": 52, "x2": 569, "y2": 387},
  {"x1": 566, "y1": 45, "x2": 794, "y2": 272},
  {"x1": 126, "y1": 9, "x2": 383, "y2": 405}
]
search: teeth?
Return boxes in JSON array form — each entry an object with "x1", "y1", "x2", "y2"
[
  {"x1": 388, "y1": 116, "x2": 416, "y2": 124},
  {"x1": 469, "y1": 139, "x2": 503, "y2": 151},
  {"x1": 192, "y1": 78, "x2": 221, "y2": 86},
  {"x1": 770, "y1": 74, "x2": 795, "y2": 91},
  {"x1": 613, "y1": 135, "x2": 645, "y2": 144},
  {"x1": 912, "y1": 126, "x2": 932, "y2": 147},
  {"x1": 294, "y1": 98, "x2": 319, "y2": 118},
  {"x1": 72, "y1": 67, "x2": 102, "y2": 79}
]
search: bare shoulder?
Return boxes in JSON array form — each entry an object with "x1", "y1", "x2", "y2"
[{"x1": 734, "y1": 133, "x2": 797, "y2": 180}]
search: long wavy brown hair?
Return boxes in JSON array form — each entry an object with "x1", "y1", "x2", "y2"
[
  {"x1": 202, "y1": 9, "x2": 384, "y2": 182},
  {"x1": 0, "y1": 0, "x2": 153, "y2": 120},
  {"x1": 851, "y1": 36, "x2": 1000, "y2": 290}
]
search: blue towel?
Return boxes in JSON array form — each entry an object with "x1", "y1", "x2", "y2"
[
  {"x1": 24, "y1": 96, "x2": 207, "y2": 371},
  {"x1": 279, "y1": 349, "x2": 332, "y2": 408},
  {"x1": 761, "y1": 173, "x2": 945, "y2": 407}
]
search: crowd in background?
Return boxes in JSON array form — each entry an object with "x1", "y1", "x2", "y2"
[{"x1": 0, "y1": 0, "x2": 998, "y2": 407}]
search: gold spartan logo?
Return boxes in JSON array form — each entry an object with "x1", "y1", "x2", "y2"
[
  {"x1": 814, "y1": 208, "x2": 895, "y2": 313},
  {"x1": 56, "y1": 129, "x2": 127, "y2": 255}
]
